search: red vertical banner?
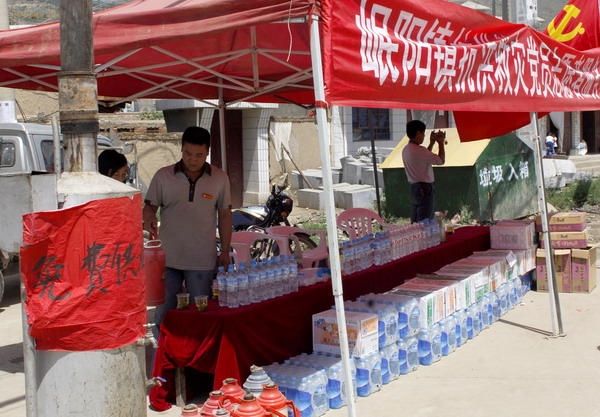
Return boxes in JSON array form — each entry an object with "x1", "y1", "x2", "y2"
[{"x1": 20, "y1": 194, "x2": 146, "y2": 351}]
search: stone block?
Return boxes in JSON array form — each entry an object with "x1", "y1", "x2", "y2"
[
  {"x1": 342, "y1": 161, "x2": 367, "y2": 184},
  {"x1": 361, "y1": 167, "x2": 384, "y2": 189},
  {"x1": 302, "y1": 169, "x2": 324, "y2": 189},
  {"x1": 297, "y1": 188, "x2": 325, "y2": 210},
  {"x1": 291, "y1": 171, "x2": 303, "y2": 190},
  {"x1": 341, "y1": 187, "x2": 381, "y2": 210},
  {"x1": 335, "y1": 184, "x2": 374, "y2": 209}
]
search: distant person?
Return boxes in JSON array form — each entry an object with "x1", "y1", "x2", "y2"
[
  {"x1": 401, "y1": 120, "x2": 445, "y2": 223},
  {"x1": 98, "y1": 149, "x2": 128, "y2": 183},
  {"x1": 545, "y1": 132, "x2": 556, "y2": 157}
]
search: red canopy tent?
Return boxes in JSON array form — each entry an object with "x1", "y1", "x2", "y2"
[{"x1": 2, "y1": 0, "x2": 599, "y2": 414}]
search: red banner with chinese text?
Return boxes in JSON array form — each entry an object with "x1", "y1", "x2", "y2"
[
  {"x1": 20, "y1": 195, "x2": 146, "y2": 351},
  {"x1": 322, "y1": 0, "x2": 600, "y2": 139}
]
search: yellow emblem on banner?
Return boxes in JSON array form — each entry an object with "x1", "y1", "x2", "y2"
[{"x1": 547, "y1": 5, "x2": 586, "y2": 43}]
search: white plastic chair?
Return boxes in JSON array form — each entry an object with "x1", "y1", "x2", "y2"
[
  {"x1": 230, "y1": 231, "x2": 292, "y2": 266},
  {"x1": 336, "y1": 208, "x2": 395, "y2": 241},
  {"x1": 266, "y1": 226, "x2": 328, "y2": 269}
]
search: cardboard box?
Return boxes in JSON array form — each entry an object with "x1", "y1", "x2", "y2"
[
  {"x1": 416, "y1": 274, "x2": 469, "y2": 310},
  {"x1": 460, "y1": 257, "x2": 505, "y2": 289},
  {"x1": 312, "y1": 310, "x2": 378, "y2": 358},
  {"x1": 472, "y1": 250, "x2": 518, "y2": 280},
  {"x1": 402, "y1": 278, "x2": 457, "y2": 317},
  {"x1": 536, "y1": 249, "x2": 572, "y2": 292},
  {"x1": 571, "y1": 245, "x2": 598, "y2": 293},
  {"x1": 390, "y1": 287, "x2": 444, "y2": 329},
  {"x1": 437, "y1": 264, "x2": 491, "y2": 300},
  {"x1": 490, "y1": 220, "x2": 536, "y2": 250},
  {"x1": 539, "y1": 230, "x2": 588, "y2": 249},
  {"x1": 535, "y1": 212, "x2": 587, "y2": 232}
]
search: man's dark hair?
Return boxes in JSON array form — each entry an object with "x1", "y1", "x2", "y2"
[
  {"x1": 182, "y1": 126, "x2": 211, "y2": 148},
  {"x1": 406, "y1": 120, "x2": 426, "y2": 139},
  {"x1": 98, "y1": 149, "x2": 127, "y2": 178}
]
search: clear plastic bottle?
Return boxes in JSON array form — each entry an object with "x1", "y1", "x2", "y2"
[
  {"x1": 440, "y1": 316, "x2": 457, "y2": 356},
  {"x1": 248, "y1": 261, "x2": 260, "y2": 304},
  {"x1": 455, "y1": 310, "x2": 468, "y2": 348},
  {"x1": 257, "y1": 261, "x2": 267, "y2": 302},
  {"x1": 279, "y1": 255, "x2": 291, "y2": 294},
  {"x1": 490, "y1": 291, "x2": 501, "y2": 322},
  {"x1": 237, "y1": 262, "x2": 249, "y2": 306},
  {"x1": 289, "y1": 255, "x2": 299, "y2": 293},
  {"x1": 225, "y1": 264, "x2": 239, "y2": 308},
  {"x1": 497, "y1": 284, "x2": 509, "y2": 316},
  {"x1": 418, "y1": 328, "x2": 435, "y2": 366},
  {"x1": 407, "y1": 335, "x2": 420, "y2": 372},
  {"x1": 216, "y1": 266, "x2": 228, "y2": 307},
  {"x1": 265, "y1": 258, "x2": 276, "y2": 299}
]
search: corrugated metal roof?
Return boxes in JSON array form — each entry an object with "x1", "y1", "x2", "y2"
[{"x1": 380, "y1": 128, "x2": 490, "y2": 169}]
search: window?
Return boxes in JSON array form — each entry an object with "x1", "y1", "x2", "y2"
[
  {"x1": 0, "y1": 142, "x2": 15, "y2": 167},
  {"x1": 352, "y1": 108, "x2": 390, "y2": 141}
]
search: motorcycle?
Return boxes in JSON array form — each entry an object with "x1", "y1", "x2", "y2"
[
  {"x1": 218, "y1": 185, "x2": 318, "y2": 261},
  {"x1": 232, "y1": 184, "x2": 293, "y2": 231}
]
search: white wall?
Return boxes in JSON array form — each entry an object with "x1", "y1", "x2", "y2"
[
  {"x1": 339, "y1": 107, "x2": 408, "y2": 158},
  {"x1": 242, "y1": 108, "x2": 271, "y2": 204}
]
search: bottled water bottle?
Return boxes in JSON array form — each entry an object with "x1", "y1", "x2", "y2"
[
  {"x1": 381, "y1": 344, "x2": 399, "y2": 383},
  {"x1": 418, "y1": 326, "x2": 441, "y2": 365},
  {"x1": 257, "y1": 261, "x2": 268, "y2": 302},
  {"x1": 440, "y1": 316, "x2": 457, "y2": 356},
  {"x1": 248, "y1": 261, "x2": 260, "y2": 304},
  {"x1": 354, "y1": 351, "x2": 381, "y2": 397},
  {"x1": 406, "y1": 336, "x2": 420, "y2": 372},
  {"x1": 226, "y1": 264, "x2": 239, "y2": 308},
  {"x1": 279, "y1": 255, "x2": 290, "y2": 294},
  {"x1": 265, "y1": 258, "x2": 276, "y2": 299},
  {"x1": 237, "y1": 263, "x2": 249, "y2": 306},
  {"x1": 482, "y1": 295, "x2": 493, "y2": 329},
  {"x1": 490, "y1": 292, "x2": 501, "y2": 322},
  {"x1": 466, "y1": 305, "x2": 481, "y2": 339},
  {"x1": 379, "y1": 347, "x2": 390, "y2": 385},
  {"x1": 455, "y1": 310, "x2": 468, "y2": 348},
  {"x1": 397, "y1": 339, "x2": 409, "y2": 375},
  {"x1": 373, "y1": 235, "x2": 383, "y2": 266},
  {"x1": 216, "y1": 266, "x2": 228, "y2": 307},
  {"x1": 497, "y1": 284, "x2": 509, "y2": 316},
  {"x1": 289, "y1": 255, "x2": 299, "y2": 292},
  {"x1": 508, "y1": 279, "x2": 519, "y2": 308}
]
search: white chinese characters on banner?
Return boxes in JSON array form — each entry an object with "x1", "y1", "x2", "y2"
[
  {"x1": 480, "y1": 161, "x2": 529, "y2": 187},
  {"x1": 355, "y1": 0, "x2": 600, "y2": 100}
]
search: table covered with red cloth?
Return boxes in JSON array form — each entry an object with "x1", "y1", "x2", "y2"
[{"x1": 149, "y1": 226, "x2": 490, "y2": 410}]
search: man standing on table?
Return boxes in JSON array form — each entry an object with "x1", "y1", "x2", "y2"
[
  {"x1": 402, "y1": 120, "x2": 446, "y2": 223},
  {"x1": 143, "y1": 126, "x2": 232, "y2": 333}
]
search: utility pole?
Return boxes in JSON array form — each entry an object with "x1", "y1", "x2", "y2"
[
  {"x1": 0, "y1": 0, "x2": 16, "y2": 122},
  {"x1": 59, "y1": 0, "x2": 98, "y2": 172}
]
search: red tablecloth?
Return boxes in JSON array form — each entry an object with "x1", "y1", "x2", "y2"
[{"x1": 149, "y1": 226, "x2": 490, "y2": 410}]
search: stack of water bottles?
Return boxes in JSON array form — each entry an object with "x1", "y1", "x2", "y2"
[
  {"x1": 342, "y1": 300, "x2": 399, "y2": 396},
  {"x1": 340, "y1": 219, "x2": 442, "y2": 275},
  {"x1": 413, "y1": 275, "x2": 529, "y2": 367},
  {"x1": 356, "y1": 293, "x2": 420, "y2": 378},
  {"x1": 285, "y1": 352, "x2": 357, "y2": 409},
  {"x1": 261, "y1": 362, "x2": 328, "y2": 417},
  {"x1": 215, "y1": 255, "x2": 299, "y2": 308}
]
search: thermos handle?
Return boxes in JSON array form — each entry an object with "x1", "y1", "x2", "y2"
[{"x1": 144, "y1": 239, "x2": 162, "y2": 249}]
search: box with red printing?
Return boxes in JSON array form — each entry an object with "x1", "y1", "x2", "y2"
[
  {"x1": 539, "y1": 230, "x2": 588, "y2": 249},
  {"x1": 535, "y1": 212, "x2": 586, "y2": 232},
  {"x1": 536, "y1": 249, "x2": 572, "y2": 292},
  {"x1": 571, "y1": 245, "x2": 597, "y2": 293}
]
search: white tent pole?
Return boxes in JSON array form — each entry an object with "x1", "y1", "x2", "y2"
[
  {"x1": 530, "y1": 112, "x2": 564, "y2": 336},
  {"x1": 310, "y1": 15, "x2": 357, "y2": 417},
  {"x1": 218, "y1": 79, "x2": 228, "y2": 173}
]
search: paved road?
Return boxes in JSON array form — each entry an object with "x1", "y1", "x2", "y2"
[{"x1": 2, "y1": 266, "x2": 600, "y2": 417}]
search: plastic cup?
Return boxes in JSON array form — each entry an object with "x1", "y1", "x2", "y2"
[
  {"x1": 176, "y1": 293, "x2": 190, "y2": 310},
  {"x1": 195, "y1": 295, "x2": 208, "y2": 312}
]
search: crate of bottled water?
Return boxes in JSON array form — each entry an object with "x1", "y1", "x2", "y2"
[
  {"x1": 342, "y1": 300, "x2": 398, "y2": 348},
  {"x1": 354, "y1": 350, "x2": 382, "y2": 397},
  {"x1": 286, "y1": 352, "x2": 357, "y2": 409},
  {"x1": 397, "y1": 336, "x2": 419, "y2": 374},
  {"x1": 356, "y1": 293, "x2": 420, "y2": 339},
  {"x1": 261, "y1": 363, "x2": 328, "y2": 417}
]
